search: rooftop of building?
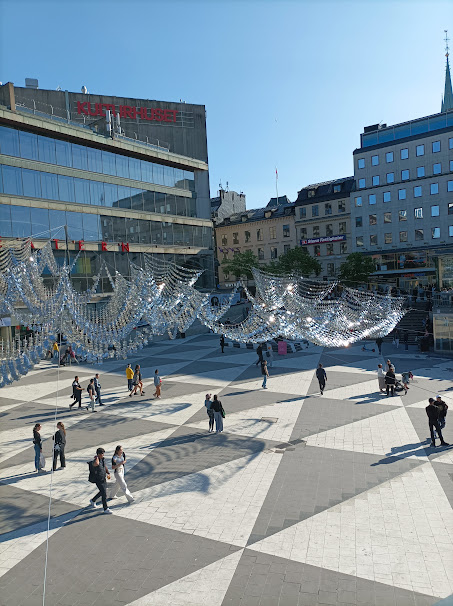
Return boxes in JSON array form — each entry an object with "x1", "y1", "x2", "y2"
[
  {"x1": 295, "y1": 176, "x2": 355, "y2": 206},
  {"x1": 215, "y1": 199, "x2": 295, "y2": 227}
]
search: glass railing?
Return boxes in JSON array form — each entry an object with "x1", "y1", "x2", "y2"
[{"x1": 362, "y1": 111, "x2": 453, "y2": 147}]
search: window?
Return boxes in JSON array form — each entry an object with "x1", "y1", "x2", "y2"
[
  {"x1": 283, "y1": 244, "x2": 290, "y2": 254},
  {"x1": 299, "y1": 207, "x2": 306, "y2": 218},
  {"x1": 370, "y1": 234, "x2": 378, "y2": 246},
  {"x1": 414, "y1": 186, "x2": 422, "y2": 197},
  {"x1": 430, "y1": 183, "x2": 439, "y2": 195},
  {"x1": 386, "y1": 152, "x2": 394, "y2": 163},
  {"x1": 449, "y1": 203, "x2": 453, "y2": 215},
  {"x1": 313, "y1": 225, "x2": 320, "y2": 237},
  {"x1": 356, "y1": 217, "x2": 362, "y2": 227},
  {"x1": 401, "y1": 169, "x2": 409, "y2": 181},
  {"x1": 270, "y1": 247, "x2": 278, "y2": 259},
  {"x1": 355, "y1": 196, "x2": 362, "y2": 207},
  {"x1": 257, "y1": 247, "x2": 264, "y2": 260},
  {"x1": 400, "y1": 148, "x2": 409, "y2": 159},
  {"x1": 257, "y1": 229, "x2": 263, "y2": 241},
  {"x1": 398, "y1": 189, "x2": 406, "y2": 200},
  {"x1": 431, "y1": 205, "x2": 440, "y2": 217},
  {"x1": 372, "y1": 155, "x2": 379, "y2": 166},
  {"x1": 338, "y1": 200, "x2": 345, "y2": 213},
  {"x1": 333, "y1": 184, "x2": 341, "y2": 193},
  {"x1": 358, "y1": 178, "x2": 366, "y2": 189},
  {"x1": 416, "y1": 144, "x2": 424, "y2": 156},
  {"x1": 369, "y1": 214, "x2": 377, "y2": 225},
  {"x1": 432, "y1": 140, "x2": 441, "y2": 153},
  {"x1": 433, "y1": 163, "x2": 441, "y2": 175},
  {"x1": 414, "y1": 208, "x2": 423, "y2": 219},
  {"x1": 221, "y1": 234, "x2": 228, "y2": 246},
  {"x1": 326, "y1": 224, "x2": 333, "y2": 236},
  {"x1": 383, "y1": 191, "x2": 391, "y2": 202},
  {"x1": 325, "y1": 203, "x2": 332, "y2": 215},
  {"x1": 269, "y1": 226, "x2": 276, "y2": 239},
  {"x1": 384, "y1": 212, "x2": 392, "y2": 223},
  {"x1": 432, "y1": 227, "x2": 440, "y2": 239},
  {"x1": 339, "y1": 221, "x2": 346, "y2": 234},
  {"x1": 19, "y1": 131, "x2": 39, "y2": 160},
  {"x1": 327, "y1": 263, "x2": 335, "y2": 276},
  {"x1": 415, "y1": 229, "x2": 424, "y2": 241},
  {"x1": 326, "y1": 243, "x2": 334, "y2": 255},
  {"x1": 450, "y1": 138, "x2": 453, "y2": 149},
  {"x1": 356, "y1": 236, "x2": 364, "y2": 247},
  {"x1": 283, "y1": 224, "x2": 290, "y2": 238},
  {"x1": 386, "y1": 172, "x2": 395, "y2": 183},
  {"x1": 447, "y1": 180, "x2": 453, "y2": 192},
  {"x1": 372, "y1": 175, "x2": 380, "y2": 186},
  {"x1": 450, "y1": 226, "x2": 453, "y2": 237},
  {"x1": 314, "y1": 245, "x2": 321, "y2": 256},
  {"x1": 358, "y1": 158, "x2": 365, "y2": 169},
  {"x1": 245, "y1": 230, "x2": 251, "y2": 243},
  {"x1": 450, "y1": 160, "x2": 453, "y2": 171},
  {"x1": 312, "y1": 205, "x2": 319, "y2": 217},
  {"x1": 340, "y1": 241, "x2": 347, "y2": 254},
  {"x1": 399, "y1": 210, "x2": 407, "y2": 221},
  {"x1": 417, "y1": 166, "x2": 425, "y2": 177},
  {"x1": 400, "y1": 231, "x2": 408, "y2": 242},
  {"x1": 232, "y1": 232, "x2": 239, "y2": 244},
  {"x1": 300, "y1": 227, "x2": 307, "y2": 238},
  {"x1": 384, "y1": 233, "x2": 392, "y2": 244},
  {"x1": 369, "y1": 194, "x2": 376, "y2": 204},
  {"x1": 22, "y1": 169, "x2": 41, "y2": 198}
]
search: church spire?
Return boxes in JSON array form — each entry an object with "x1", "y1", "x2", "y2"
[{"x1": 441, "y1": 30, "x2": 453, "y2": 112}]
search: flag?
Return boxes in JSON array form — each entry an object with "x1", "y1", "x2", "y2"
[{"x1": 275, "y1": 168, "x2": 278, "y2": 179}]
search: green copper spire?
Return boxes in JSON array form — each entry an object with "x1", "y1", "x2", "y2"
[{"x1": 442, "y1": 30, "x2": 453, "y2": 112}]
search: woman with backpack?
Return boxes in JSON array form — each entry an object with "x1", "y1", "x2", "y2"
[
  {"x1": 210, "y1": 395, "x2": 224, "y2": 433},
  {"x1": 109, "y1": 445, "x2": 134, "y2": 503},
  {"x1": 53, "y1": 422, "x2": 66, "y2": 471}
]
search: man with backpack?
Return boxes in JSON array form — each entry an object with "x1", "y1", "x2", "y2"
[
  {"x1": 89, "y1": 447, "x2": 112, "y2": 514},
  {"x1": 426, "y1": 398, "x2": 449, "y2": 448}
]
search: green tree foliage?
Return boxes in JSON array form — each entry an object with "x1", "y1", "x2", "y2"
[
  {"x1": 221, "y1": 250, "x2": 259, "y2": 280},
  {"x1": 339, "y1": 253, "x2": 376, "y2": 286},
  {"x1": 263, "y1": 247, "x2": 322, "y2": 277}
]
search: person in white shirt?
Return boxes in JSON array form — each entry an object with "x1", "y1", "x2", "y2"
[
  {"x1": 109, "y1": 445, "x2": 134, "y2": 503},
  {"x1": 377, "y1": 364, "x2": 386, "y2": 393}
]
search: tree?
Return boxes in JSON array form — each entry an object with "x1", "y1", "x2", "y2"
[
  {"x1": 263, "y1": 247, "x2": 322, "y2": 277},
  {"x1": 339, "y1": 253, "x2": 376, "y2": 286},
  {"x1": 221, "y1": 250, "x2": 259, "y2": 280}
]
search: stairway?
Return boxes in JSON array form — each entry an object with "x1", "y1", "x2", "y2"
[{"x1": 384, "y1": 307, "x2": 429, "y2": 344}]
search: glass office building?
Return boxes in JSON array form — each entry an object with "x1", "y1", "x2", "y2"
[{"x1": 0, "y1": 82, "x2": 214, "y2": 291}]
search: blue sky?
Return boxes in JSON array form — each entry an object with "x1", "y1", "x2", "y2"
[{"x1": 0, "y1": 0, "x2": 451, "y2": 208}]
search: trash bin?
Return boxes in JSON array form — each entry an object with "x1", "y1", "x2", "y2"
[{"x1": 278, "y1": 340, "x2": 287, "y2": 355}]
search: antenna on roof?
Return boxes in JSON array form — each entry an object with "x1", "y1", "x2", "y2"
[
  {"x1": 445, "y1": 29, "x2": 450, "y2": 59},
  {"x1": 226, "y1": 181, "x2": 229, "y2": 192}
]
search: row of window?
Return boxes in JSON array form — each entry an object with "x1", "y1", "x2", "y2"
[
  {"x1": 0, "y1": 165, "x2": 197, "y2": 217},
  {"x1": 357, "y1": 171, "x2": 453, "y2": 189},
  {"x1": 356, "y1": 206, "x2": 451, "y2": 227},
  {"x1": 362, "y1": 115, "x2": 453, "y2": 148},
  {"x1": 300, "y1": 222, "x2": 347, "y2": 239},
  {"x1": 299, "y1": 200, "x2": 346, "y2": 219},
  {"x1": 355, "y1": 181, "x2": 453, "y2": 205},
  {"x1": 0, "y1": 204, "x2": 212, "y2": 247},
  {"x1": 222, "y1": 244, "x2": 292, "y2": 262},
  {"x1": 220, "y1": 224, "x2": 291, "y2": 246},
  {"x1": 357, "y1": 138, "x2": 453, "y2": 168},
  {"x1": 356, "y1": 227, "x2": 453, "y2": 247},
  {"x1": 310, "y1": 242, "x2": 348, "y2": 257},
  {"x1": 0, "y1": 126, "x2": 195, "y2": 190}
]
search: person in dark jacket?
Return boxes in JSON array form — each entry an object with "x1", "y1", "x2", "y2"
[
  {"x1": 210, "y1": 395, "x2": 224, "y2": 433},
  {"x1": 435, "y1": 396, "x2": 448, "y2": 431},
  {"x1": 316, "y1": 363, "x2": 327, "y2": 395},
  {"x1": 89, "y1": 447, "x2": 112, "y2": 514},
  {"x1": 70, "y1": 376, "x2": 83, "y2": 409},
  {"x1": 375, "y1": 337, "x2": 383, "y2": 355},
  {"x1": 33, "y1": 423, "x2": 44, "y2": 473},
  {"x1": 255, "y1": 344, "x2": 264, "y2": 366},
  {"x1": 385, "y1": 368, "x2": 396, "y2": 396},
  {"x1": 220, "y1": 335, "x2": 225, "y2": 354},
  {"x1": 53, "y1": 422, "x2": 66, "y2": 471},
  {"x1": 426, "y1": 398, "x2": 449, "y2": 447}
]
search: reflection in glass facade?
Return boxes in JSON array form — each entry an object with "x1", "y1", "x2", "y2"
[
  {"x1": 0, "y1": 126, "x2": 195, "y2": 191},
  {"x1": 362, "y1": 111, "x2": 453, "y2": 147}
]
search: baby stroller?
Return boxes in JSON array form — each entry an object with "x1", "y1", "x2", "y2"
[{"x1": 395, "y1": 371, "x2": 413, "y2": 394}]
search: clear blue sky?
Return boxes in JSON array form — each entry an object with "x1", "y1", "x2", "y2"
[{"x1": 0, "y1": 0, "x2": 451, "y2": 208}]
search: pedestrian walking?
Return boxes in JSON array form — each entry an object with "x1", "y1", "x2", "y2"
[
  {"x1": 393, "y1": 329, "x2": 400, "y2": 348},
  {"x1": 53, "y1": 422, "x2": 66, "y2": 471},
  {"x1": 205, "y1": 393, "x2": 214, "y2": 432},
  {"x1": 68, "y1": 345, "x2": 79, "y2": 365},
  {"x1": 220, "y1": 334, "x2": 225, "y2": 354},
  {"x1": 403, "y1": 330, "x2": 409, "y2": 351},
  {"x1": 129, "y1": 365, "x2": 144, "y2": 397},
  {"x1": 266, "y1": 342, "x2": 274, "y2": 367},
  {"x1": 426, "y1": 398, "x2": 449, "y2": 447},
  {"x1": 109, "y1": 445, "x2": 134, "y2": 503},
  {"x1": 261, "y1": 359, "x2": 269, "y2": 389},
  {"x1": 377, "y1": 363, "x2": 386, "y2": 392},
  {"x1": 385, "y1": 367, "x2": 396, "y2": 396},
  {"x1": 52, "y1": 341, "x2": 59, "y2": 362},
  {"x1": 126, "y1": 363, "x2": 134, "y2": 392},
  {"x1": 70, "y1": 376, "x2": 83, "y2": 409},
  {"x1": 153, "y1": 369, "x2": 161, "y2": 398},
  {"x1": 210, "y1": 395, "x2": 224, "y2": 433},
  {"x1": 94, "y1": 373, "x2": 103, "y2": 406},
  {"x1": 316, "y1": 363, "x2": 327, "y2": 395},
  {"x1": 436, "y1": 395, "x2": 448, "y2": 430},
  {"x1": 401, "y1": 371, "x2": 412, "y2": 392},
  {"x1": 375, "y1": 337, "x2": 383, "y2": 355},
  {"x1": 89, "y1": 447, "x2": 112, "y2": 514},
  {"x1": 87, "y1": 378, "x2": 96, "y2": 412},
  {"x1": 33, "y1": 423, "x2": 45, "y2": 473},
  {"x1": 255, "y1": 344, "x2": 264, "y2": 366}
]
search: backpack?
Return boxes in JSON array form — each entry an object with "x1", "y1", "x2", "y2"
[{"x1": 87, "y1": 461, "x2": 97, "y2": 483}]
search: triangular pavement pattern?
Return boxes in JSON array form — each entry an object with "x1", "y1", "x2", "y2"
[
  {"x1": 406, "y1": 407, "x2": 453, "y2": 461},
  {"x1": 250, "y1": 462, "x2": 453, "y2": 598},
  {"x1": 168, "y1": 365, "x2": 247, "y2": 386},
  {"x1": 233, "y1": 369, "x2": 315, "y2": 396}
]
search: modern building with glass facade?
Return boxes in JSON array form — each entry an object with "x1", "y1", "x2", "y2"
[{"x1": 0, "y1": 82, "x2": 214, "y2": 291}]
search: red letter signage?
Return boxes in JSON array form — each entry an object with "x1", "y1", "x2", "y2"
[
  {"x1": 53, "y1": 239, "x2": 59, "y2": 250},
  {"x1": 120, "y1": 242, "x2": 129, "y2": 253},
  {"x1": 101, "y1": 241, "x2": 108, "y2": 251},
  {"x1": 78, "y1": 240, "x2": 85, "y2": 251}
]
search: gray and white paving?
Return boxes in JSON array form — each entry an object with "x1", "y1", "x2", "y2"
[{"x1": 0, "y1": 335, "x2": 452, "y2": 606}]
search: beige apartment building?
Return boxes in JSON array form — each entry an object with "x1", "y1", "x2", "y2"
[{"x1": 215, "y1": 197, "x2": 296, "y2": 285}]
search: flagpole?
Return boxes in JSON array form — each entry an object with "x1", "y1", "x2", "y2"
[{"x1": 275, "y1": 167, "x2": 279, "y2": 204}]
